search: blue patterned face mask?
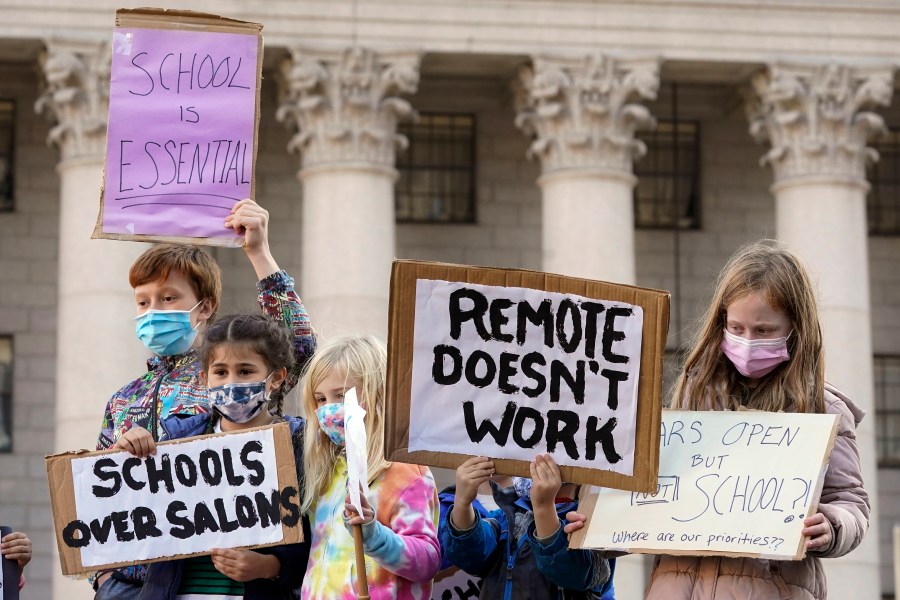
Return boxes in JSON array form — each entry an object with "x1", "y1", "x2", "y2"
[
  {"x1": 512, "y1": 477, "x2": 533, "y2": 500},
  {"x1": 209, "y1": 374, "x2": 271, "y2": 424},
  {"x1": 134, "y1": 301, "x2": 202, "y2": 356}
]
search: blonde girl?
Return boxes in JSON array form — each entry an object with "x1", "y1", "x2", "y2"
[
  {"x1": 300, "y1": 335, "x2": 441, "y2": 600},
  {"x1": 643, "y1": 241, "x2": 867, "y2": 600}
]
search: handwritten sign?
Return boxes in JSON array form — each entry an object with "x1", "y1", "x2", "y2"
[
  {"x1": 570, "y1": 410, "x2": 840, "y2": 560},
  {"x1": 431, "y1": 566, "x2": 481, "y2": 600},
  {"x1": 46, "y1": 423, "x2": 302, "y2": 575},
  {"x1": 94, "y1": 9, "x2": 263, "y2": 246},
  {"x1": 386, "y1": 260, "x2": 670, "y2": 491}
]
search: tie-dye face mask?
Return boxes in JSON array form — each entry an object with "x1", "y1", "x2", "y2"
[{"x1": 316, "y1": 402, "x2": 346, "y2": 445}]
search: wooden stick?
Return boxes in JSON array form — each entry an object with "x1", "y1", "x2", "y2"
[{"x1": 353, "y1": 523, "x2": 370, "y2": 600}]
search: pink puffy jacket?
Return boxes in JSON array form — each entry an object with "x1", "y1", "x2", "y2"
[{"x1": 644, "y1": 385, "x2": 868, "y2": 600}]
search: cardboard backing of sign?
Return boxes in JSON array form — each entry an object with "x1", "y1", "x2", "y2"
[
  {"x1": 385, "y1": 260, "x2": 670, "y2": 493},
  {"x1": 92, "y1": 8, "x2": 263, "y2": 247},
  {"x1": 569, "y1": 410, "x2": 840, "y2": 560},
  {"x1": 46, "y1": 422, "x2": 300, "y2": 576}
]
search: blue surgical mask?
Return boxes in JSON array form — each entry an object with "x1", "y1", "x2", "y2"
[
  {"x1": 134, "y1": 301, "x2": 203, "y2": 356},
  {"x1": 209, "y1": 374, "x2": 271, "y2": 424}
]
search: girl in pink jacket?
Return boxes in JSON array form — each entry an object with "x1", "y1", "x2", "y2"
[
  {"x1": 654, "y1": 241, "x2": 867, "y2": 599},
  {"x1": 569, "y1": 241, "x2": 868, "y2": 600}
]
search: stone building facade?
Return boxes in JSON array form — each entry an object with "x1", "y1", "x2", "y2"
[{"x1": 0, "y1": 1, "x2": 898, "y2": 599}]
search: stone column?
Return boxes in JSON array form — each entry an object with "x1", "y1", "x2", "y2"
[
  {"x1": 516, "y1": 54, "x2": 659, "y2": 285},
  {"x1": 277, "y1": 46, "x2": 421, "y2": 338},
  {"x1": 748, "y1": 62, "x2": 894, "y2": 599},
  {"x1": 517, "y1": 54, "x2": 659, "y2": 599},
  {"x1": 37, "y1": 39, "x2": 149, "y2": 600}
]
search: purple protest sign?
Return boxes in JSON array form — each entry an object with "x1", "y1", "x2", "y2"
[{"x1": 98, "y1": 12, "x2": 262, "y2": 245}]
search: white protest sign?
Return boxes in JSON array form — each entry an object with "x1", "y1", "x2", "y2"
[
  {"x1": 409, "y1": 279, "x2": 644, "y2": 476},
  {"x1": 386, "y1": 261, "x2": 670, "y2": 491},
  {"x1": 47, "y1": 423, "x2": 302, "y2": 574},
  {"x1": 571, "y1": 410, "x2": 840, "y2": 560}
]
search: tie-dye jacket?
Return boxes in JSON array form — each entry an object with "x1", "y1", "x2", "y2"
[
  {"x1": 301, "y1": 458, "x2": 441, "y2": 600},
  {"x1": 92, "y1": 270, "x2": 315, "y2": 585}
]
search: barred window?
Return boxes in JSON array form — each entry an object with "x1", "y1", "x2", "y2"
[
  {"x1": 0, "y1": 100, "x2": 14, "y2": 212},
  {"x1": 875, "y1": 354, "x2": 900, "y2": 467},
  {"x1": 0, "y1": 336, "x2": 12, "y2": 453},
  {"x1": 868, "y1": 129, "x2": 900, "y2": 235},
  {"x1": 634, "y1": 120, "x2": 700, "y2": 230},
  {"x1": 396, "y1": 113, "x2": 476, "y2": 223}
]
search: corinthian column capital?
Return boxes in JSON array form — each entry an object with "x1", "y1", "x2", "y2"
[
  {"x1": 746, "y1": 62, "x2": 895, "y2": 185},
  {"x1": 276, "y1": 46, "x2": 422, "y2": 173},
  {"x1": 35, "y1": 38, "x2": 110, "y2": 162},
  {"x1": 515, "y1": 54, "x2": 660, "y2": 177}
]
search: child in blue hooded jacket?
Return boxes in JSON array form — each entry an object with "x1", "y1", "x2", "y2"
[{"x1": 439, "y1": 454, "x2": 614, "y2": 600}]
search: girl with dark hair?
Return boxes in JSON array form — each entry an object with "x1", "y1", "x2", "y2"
[{"x1": 117, "y1": 313, "x2": 311, "y2": 600}]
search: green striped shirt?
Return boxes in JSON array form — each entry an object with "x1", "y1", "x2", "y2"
[{"x1": 176, "y1": 555, "x2": 244, "y2": 598}]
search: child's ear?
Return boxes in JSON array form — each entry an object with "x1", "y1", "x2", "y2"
[
  {"x1": 198, "y1": 298, "x2": 215, "y2": 322},
  {"x1": 270, "y1": 367, "x2": 288, "y2": 391},
  {"x1": 199, "y1": 370, "x2": 208, "y2": 386}
]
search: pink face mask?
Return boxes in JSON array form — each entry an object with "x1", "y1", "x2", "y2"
[{"x1": 720, "y1": 329, "x2": 791, "y2": 379}]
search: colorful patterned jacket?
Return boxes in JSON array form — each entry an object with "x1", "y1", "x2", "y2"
[
  {"x1": 300, "y1": 459, "x2": 441, "y2": 600},
  {"x1": 94, "y1": 270, "x2": 315, "y2": 585}
]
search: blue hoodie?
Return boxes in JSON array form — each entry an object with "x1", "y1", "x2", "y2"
[{"x1": 439, "y1": 483, "x2": 615, "y2": 600}]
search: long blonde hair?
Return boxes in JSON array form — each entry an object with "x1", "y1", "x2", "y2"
[
  {"x1": 672, "y1": 240, "x2": 825, "y2": 414},
  {"x1": 301, "y1": 335, "x2": 392, "y2": 512}
]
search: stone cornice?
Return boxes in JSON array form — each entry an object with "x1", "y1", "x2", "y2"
[
  {"x1": 14, "y1": 3, "x2": 900, "y2": 67},
  {"x1": 746, "y1": 62, "x2": 895, "y2": 183},
  {"x1": 276, "y1": 46, "x2": 422, "y2": 172},
  {"x1": 515, "y1": 54, "x2": 660, "y2": 176},
  {"x1": 34, "y1": 38, "x2": 110, "y2": 162}
]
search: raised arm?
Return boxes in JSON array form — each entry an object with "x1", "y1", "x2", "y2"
[{"x1": 227, "y1": 199, "x2": 317, "y2": 396}]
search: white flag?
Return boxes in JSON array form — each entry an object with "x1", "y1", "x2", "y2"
[{"x1": 344, "y1": 388, "x2": 369, "y2": 516}]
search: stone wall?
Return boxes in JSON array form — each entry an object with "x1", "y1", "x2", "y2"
[{"x1": 0, "y1": 61, "x2": 60, "y2": 600}]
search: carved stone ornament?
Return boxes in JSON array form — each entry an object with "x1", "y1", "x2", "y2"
[
  {"x1": 515, "y1": 54, "x2": 660, "y2": 176},
  {"x1": 277, "y1": 46, "x2": 422, "y2": 171},
  {"x1": 746, "y1": 62, "x2": 895, "y2": 183},
  {"x1": 35, "y1": 39, "x2": 111, "y2": 162}
]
